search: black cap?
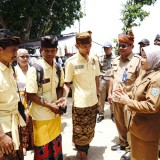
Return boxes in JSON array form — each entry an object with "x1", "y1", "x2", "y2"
[
  {"x1": 138, "y1": 38, "x2": 150, "y2": 45},
  {"x1": 154, "y1": 34, "x2": 160, "y2": 41},
  {"x1": 0, "y1": 29, "x2": 20, "y2": 47},
  {"x1": 41, "y1": 35, "x2": 58, "y2": 48}
]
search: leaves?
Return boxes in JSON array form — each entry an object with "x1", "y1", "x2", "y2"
[{"x1": 0, "y1": 0, "x2": 83, "y2": 40}]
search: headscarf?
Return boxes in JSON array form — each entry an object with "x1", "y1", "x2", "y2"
[
  {"x1": 118, "y1": 29, "x2": 134, "y2": 45},
  {"x1": 142, "y1": 45, "x2": 160, "y2": 71}
]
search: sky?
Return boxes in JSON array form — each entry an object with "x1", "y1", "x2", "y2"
[{"x1": 61, "y1": 0, "x2": 160, "y2": 53}]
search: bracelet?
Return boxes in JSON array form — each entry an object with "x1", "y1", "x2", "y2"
[
  {"x1": 40, "y1": 98, "x2": 45, "y2": 106},
  {"x1": 0, "y1": 134, "x2": 6, "y2": 141}
]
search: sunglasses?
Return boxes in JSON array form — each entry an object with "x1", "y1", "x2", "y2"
[
  {"x1": 19, "y1": 56, "x2": 30, "y2": 59},
  {"x1": 118, "y1": 44, "x2": 131, "y2": 49}
]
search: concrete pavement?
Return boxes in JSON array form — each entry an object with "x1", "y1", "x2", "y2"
[{"x1": 25, "y1": 98, "x2": 160, "y2": 160}]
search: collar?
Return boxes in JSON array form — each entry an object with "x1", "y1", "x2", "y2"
[
  {"x1": 37, "y1": 58, "x2": 55, "y2": 69},
  {"x1": 0, "y1": 62, "x2": 10, "y2": 72},
  {"x1": 118, "y1": 52, "x2": 134, "y2": 61}
]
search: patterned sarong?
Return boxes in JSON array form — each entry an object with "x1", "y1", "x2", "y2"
[
  {"x1": 34, "y1": 134, "x2": 63, "y2": 160},
  {"x1": 72, "y1": 104, "x2": 97, "y2": 147},
  {"x1": 0, "y1": 131, "x2": 23, "y2": 160}
]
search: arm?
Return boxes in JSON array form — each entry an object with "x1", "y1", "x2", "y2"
[
  {"x1": 108, "y1": 77, "x2": 113, "y2": 104},
  {"x1": 27, "y1": 93, "x2": 63, "y2": 115},
  {"x1": 0, "y1": 124, "x2": 14, "y2": 155}
]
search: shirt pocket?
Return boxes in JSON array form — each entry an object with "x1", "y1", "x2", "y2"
[{"x1": 0, "y1": 82, "x2": 11, "y2": 102}]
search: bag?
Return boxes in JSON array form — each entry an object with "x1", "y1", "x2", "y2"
[
  {"x1": 11, "y1": 64, "x2": 26, "y2": 122},
  {"x1": 32, "y1": 62, "x2": 63, "y2": 98},
  {"x1": 18, "y1": 101, "x2": 26, "y2": 122}
]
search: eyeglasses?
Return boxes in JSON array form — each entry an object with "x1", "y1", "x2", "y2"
[
  {"x1": 118, "y1": 44, "x2": 131, "y2": 49},
  {"x1": 19, "y1": 56, "x2": 30, "y2": 59}
]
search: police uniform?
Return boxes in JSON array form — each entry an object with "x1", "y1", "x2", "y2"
[
  {"x1": 111, "y1": 53, "x2": 141, "y2": 147},
  {"x1": 98, "y1": 53, "x2": 115, "y2": 114}
]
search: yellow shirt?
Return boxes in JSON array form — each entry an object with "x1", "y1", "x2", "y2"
[
  {"x1": 26, "y1": 59, "x2": 64, "y2": 146},
  {"x1": 0, "y1": 62, "x2": 25, "y2": 150},
  {"x1": 65, "y1": 52, "x2": 100, "y2": 108}
]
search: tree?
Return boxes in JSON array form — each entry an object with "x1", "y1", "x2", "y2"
[
  {"x1": 120, "y1": 0, "x2": 157, "y2": 31},
  {"x1": 0, "y1": 0, "x2": 83, "y2": 40}
]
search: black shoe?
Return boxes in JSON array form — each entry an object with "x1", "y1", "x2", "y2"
[
  {"x1": 97, "y1": 115, "x2": 104, "y2": 123},
  {"x1": 120, "y1": 151, "x2": 131, "y2": 160},
  {"x1": 111, "y1": 144, "x2": 126, "y2": 151}
]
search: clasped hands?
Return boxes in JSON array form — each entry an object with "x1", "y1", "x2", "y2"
[
  {"x1": 48, "y1": 97, "x2": 67, "y2": 115},
  {"x1": 112, "y1": 89, "x2": 130, "y2": 105}
]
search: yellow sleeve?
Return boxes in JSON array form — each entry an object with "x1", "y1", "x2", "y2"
[
  {"x1": 26, "y1": 67, "x2": 38, "y2": 93},
  {"x1": 64, "y1": 60, "x2": 74, "y2": 83}
]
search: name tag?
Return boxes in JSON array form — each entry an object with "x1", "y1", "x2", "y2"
[
  {"x1": 42, "y1": 78, "x2": 50, "y2": 84},
  {"x1": 75, "y1": 65, "x2": 84, "y2": 69}
]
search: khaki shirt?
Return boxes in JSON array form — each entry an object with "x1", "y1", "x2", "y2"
[
  {"x1": 65, "y1": 52, "x2": 100, "y2": 108},
  {"x1": 98, "y1": 53, "x2": 115, "y2": 81},
  {"x1": 26, "y1": 59, "x2": 64, "y2": 120},
  {"x1": 0, "y1": 62, "x2": 25, "y2": 150},
  {"x1": 111, "y1": 53, "x2": 141, "y2": 96},
  {"x1": 129, "y1": 70, "x2": 160, "y2": 141}
]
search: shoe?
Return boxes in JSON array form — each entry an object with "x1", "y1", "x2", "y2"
[
  {"x1": 120, "y1": 151, "x2": 131, "y2": 160},
  {"x1": 111, "y1": 144, "x2": 126, "y2": 151},
  {"x1": 97, "y1": 115, "x2": 104, "y2": 123}
]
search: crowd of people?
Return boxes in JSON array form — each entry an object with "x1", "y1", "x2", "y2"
[{"x1": 0, "y1": 28, "x2": 160, "y2": 160}]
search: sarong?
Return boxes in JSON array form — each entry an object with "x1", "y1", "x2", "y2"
[
  {"x1": 72, "y1": 104, "x2": 97, "y2": 153},
  {"x1": 34, "y1": 134, "x2": 63, "y2": 160},
  {"x1": 21, "y1": 116, "x2": 34, "y2": 150},
  {"x1": 0, "y1": 131, "x2": 23, "y2": 160}
]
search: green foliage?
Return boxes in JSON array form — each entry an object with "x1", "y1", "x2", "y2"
[
  {"x1": 0, "y1": 0, "x2": 83, "y2": 40},
  {"x1": 121, "y1": 1, "x2": 148, "y2": 31}
]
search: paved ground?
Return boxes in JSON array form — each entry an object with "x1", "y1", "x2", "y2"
[{"x1": 25, "y1": 98, "x2": 160, "y2": 160}]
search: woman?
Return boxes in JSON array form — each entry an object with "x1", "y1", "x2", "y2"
[
  {"x1": 113, "y1": 45, "x2": 160, "y2": 160},
  {"x1": 15, "y1": 48, "x2": 34, "y2": 156}
]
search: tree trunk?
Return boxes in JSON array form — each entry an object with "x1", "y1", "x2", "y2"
[{"x1": 0, "y1": 16, "x2": 7, "y2": 29}]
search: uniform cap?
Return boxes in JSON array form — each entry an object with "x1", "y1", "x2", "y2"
[
  {"x1": 41, "y1": 35, "x2": 58, "y2": 48},
  {"x1": 118, "y1": 29, "x2": 134, "y2": 45},
  {"x1": 102, "y1": 41, "x2": 112, "y2": 48},
  {"x1": 76, "y1": 31, "x2": 92, "y2": 44},
  {"x1": 138, "y1": 38, "x2": 150, "y2": 45},
  {"x1": 0, "y1": 29, "x2": 20, "y2": 47},
  {"x1": 154, "y1": 34, "x2": 160, "y2": 41}
]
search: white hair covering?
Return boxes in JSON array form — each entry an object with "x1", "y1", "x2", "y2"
[
  {"x1": 142, "y1": 45, "x2": 160, "y2": 71},
  {"x1": 17, "y1": 48, "x2": 29, "y2": 56}
]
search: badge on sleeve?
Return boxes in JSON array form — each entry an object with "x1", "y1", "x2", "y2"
[{"x1": 151, "y1": 87, "x2": 160, "y2": 97}]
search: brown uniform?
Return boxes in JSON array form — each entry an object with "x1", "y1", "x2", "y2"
[
  {"x1": 98, "y1": 54, "x2": 115, "y2": 113},
  {"x1": 111, "y1": 53, "x2": 141, "y2": 147},
  {"x1": 128, "y1": 70, "x2": 160, "y2": 160}
]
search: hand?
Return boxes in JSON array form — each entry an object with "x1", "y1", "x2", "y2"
[
  {"x1": 112, "y1": 90, "x2": 130, "y2": 105},
  {"x1": 0, "y1": 134, "x2": 14, "y2": 155},
  {"x1": 25, "y1": 111, "x2": 29, "y2": 125},
  {"x1": 108, "y1": 93, "x2": 112, "y2": 104},
  {"x1": 56, "y1": 97, "x2": 67, "y2": 109},
  {"x1": 49, "y1": 103, "x2": 64, "y2": 115}
]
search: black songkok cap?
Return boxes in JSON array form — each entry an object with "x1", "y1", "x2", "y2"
[
  {"x1": 0, "y1": 29, "x2": 20, "y2": 47},
  {"x1": 41, "y1": 35, "x2": 58, "y2": 48}
]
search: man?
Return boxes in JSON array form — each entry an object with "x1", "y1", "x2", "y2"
[
  {"x1": 26, "y1": 35, "x2": 65, "y2": 160},
  {"x1": 61, "y1": 31, "x2": 100, "y2": 160},
  {"x1": 108, "y1": 30, "x2": 141, "y2": 160},
  {"x1": 0, "y1": 29, "x2": 25, "y2": 160},
  {"x1": 138, "y1": 38, "x2": 150, "y2": 56},
  {"x1": 154, "y1": 34, "x2": 160, "y2": 46},
  {"x1": 97, "y1": 41, "x2": 115, "y2": 123}
]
